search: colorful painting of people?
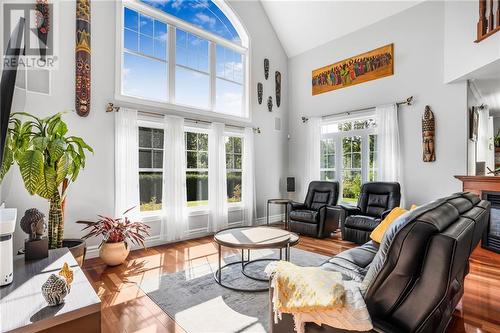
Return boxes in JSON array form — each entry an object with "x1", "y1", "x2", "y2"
[{"x1": 312, "y1": 45, "x2": 394, "y2": 95}]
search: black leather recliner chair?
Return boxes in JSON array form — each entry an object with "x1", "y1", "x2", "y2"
[
  {"x1": 270, "y1": 192, "x2": 490, "y2": 333},
  {"x1": 340, "y1": 182, "x2": 401, "y2": 244},
  {"x1": 288, "y1": 181, "x2": 340, "y2": 238}
]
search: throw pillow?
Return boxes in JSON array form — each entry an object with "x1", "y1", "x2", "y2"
[{"x1": 370, "y1": 207, "x2": 408, "y2": 243}]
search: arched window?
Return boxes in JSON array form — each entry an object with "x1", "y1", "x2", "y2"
[{"x1": 117, "y1": 0, "x2": 250, "y2": 119}]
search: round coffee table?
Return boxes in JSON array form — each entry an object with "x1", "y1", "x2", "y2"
[{"x1": 213, "y1": 226, "x2": 299, "y2": 292}]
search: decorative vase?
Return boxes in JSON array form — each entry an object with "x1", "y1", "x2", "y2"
[{"x1": 99, "y1": 241, "x2": 129, "y2": 266}]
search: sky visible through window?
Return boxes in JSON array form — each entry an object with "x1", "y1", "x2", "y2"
[{"x1": 140, "y1": 0, "x2": 241, "y2": 44}]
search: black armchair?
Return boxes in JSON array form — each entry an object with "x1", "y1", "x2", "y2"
[
  {"x1": 340, "y1": 182, "x2": 401, "y2": 244},
  {"x1": 288, "y1": 181, "x2": 340, "y2": 238}
]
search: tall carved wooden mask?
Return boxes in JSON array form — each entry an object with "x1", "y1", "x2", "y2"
[
  {"x1": 422, "y1": 105, "x2": 436, "y2": 162},
  {"x1": 75, "y1": 0, "x2": 91, "y2": 117}
]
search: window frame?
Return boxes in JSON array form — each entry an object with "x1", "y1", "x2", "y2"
[
  {"x1": 137, "y1": 119, "x2": 165, "y2": 216},
  {"x1": 184, "y1": 126, "x2": 210, "y2": 211},
  {"x1": 225, "y1": 132, "x2": 244, "y2": 208},
  {"x1": 116, "y1": 0, "x2": 251, "y2": 122},
  {"x1": 320, "y1": 114, "x2": 378, "y2": 203}
]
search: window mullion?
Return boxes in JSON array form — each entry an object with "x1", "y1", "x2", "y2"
[
  {"x1": 168, "y1": 25, "x2": 176, "y2": 103},
  {"x1": 209, "y1": 41, "x2": 216, "y2": 111},
  {"x1": 361, "y1": 134, "x2": 369, "y2": 184}
]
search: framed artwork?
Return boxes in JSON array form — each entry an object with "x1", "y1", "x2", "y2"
[
  {"x1": 469, "y1": 107, "x2": 479, "y2": 141},
  {"x1": 312, "y1": 44, "x2": 394, "y2": 96}
]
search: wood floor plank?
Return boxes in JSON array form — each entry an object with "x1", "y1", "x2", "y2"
[{"x1": 83, "y1": 231, "x2": 500, "y2": 333}]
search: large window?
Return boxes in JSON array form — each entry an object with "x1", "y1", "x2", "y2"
[
  {"x1": 139, "y1": 127, "x2": 164, "y2": 211},
  {"x1": 185, "y1": 131, "x2": 209, "y2": 207},
  {"x1": 320, "y1": 116, "x2": 377, "y2": 203},
  {"x1": 226, "y1": 136, "x2": 243, "y2": 203},
  {"x1": 119, "y1": 1, "x2": 248, "y2": 118}
]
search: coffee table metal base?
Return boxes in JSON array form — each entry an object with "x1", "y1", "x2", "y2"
[{"x1": 214, "y1": 244, "x2": 291, "y2": 292}]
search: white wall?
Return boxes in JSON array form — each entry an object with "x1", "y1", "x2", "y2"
[
  {"x1": 1, "y1": 0, "x2": 289, "y2": 253},
  {"x1": 287, "y1": 1, "x2": 468, "y2": 206},
  {"x1": 444, "y1": 0, "x2": 500, "y2": 83}
]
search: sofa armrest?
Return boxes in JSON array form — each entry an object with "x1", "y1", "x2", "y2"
[
  {"x1": 339, "y1": 204, "x2": 361, "y2": 216},
  {"x1": 288, "y1": 201, "x2": 306, "y2": 211},
  {"x1": 317, "y1": 205, "x2": 341, "y2": 237}
]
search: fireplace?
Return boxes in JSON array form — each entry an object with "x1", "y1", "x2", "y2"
[
  {"x1": 455, "y1": 175, "x2": 500, "y2": 254},
  {"x1": 482, "y1": 191, "x2": 500, "y2": 253}
]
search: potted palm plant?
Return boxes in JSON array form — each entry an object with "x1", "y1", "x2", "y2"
[
  {"x1": 78, "y1": 208, "x2": 150, "y2": 266},
  {"x1": 0, "y1": 112, "x2": 93, "y2": 264}
]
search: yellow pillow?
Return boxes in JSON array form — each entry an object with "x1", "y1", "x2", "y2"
[{"x1": 370, "y1": 207, "x2": 408, "y2": 243}]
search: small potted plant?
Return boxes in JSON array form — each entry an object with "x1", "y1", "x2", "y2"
[{"x1": 79, "y1": 208, "x2": 150, "y2": 266}]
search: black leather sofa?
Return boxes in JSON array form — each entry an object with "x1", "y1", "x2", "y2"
[
  {"x1": 270, "y1": 192, "x2": 490, "y2": 333},
  {"x1": 288, "y1": 181, "x2": 340, "y2": 238},
  {"x1": 340, "y1": 182, "x2": 401, "y2": 244}
]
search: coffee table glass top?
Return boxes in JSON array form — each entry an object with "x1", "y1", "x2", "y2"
[{"x1": 214, "y1": 226, "x2": 298, "y2": 249}]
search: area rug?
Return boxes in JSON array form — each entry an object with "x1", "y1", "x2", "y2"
[{"x1": 138, "y1": 248, "x2": 330, "y2": 333}]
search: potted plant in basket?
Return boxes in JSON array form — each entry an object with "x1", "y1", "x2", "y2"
[
  {"x1": 0, "y1": 112, "x2": 93, "y2": 264},
  {"x1": 78, "y1": 208, "x2": 150, "y2": 266}
]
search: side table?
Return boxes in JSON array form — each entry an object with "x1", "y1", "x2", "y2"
[{"x1": 266, "y1": 199, "x2": 291, "y2": 230}]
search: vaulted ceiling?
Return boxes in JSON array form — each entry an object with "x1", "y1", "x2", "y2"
[{"x1": 260, "y1": 1, "x2": 423, "y2": 57}]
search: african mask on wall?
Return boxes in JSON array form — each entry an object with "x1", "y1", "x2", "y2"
[
  {"x1": 264, "y1": 58, "x2": 269, "y2": 80},
  {"x1": 275, "y1": 71, "x2": 281, "y2": 107},
  {"x1": 75, "y1": 0, "x2": 91, "y2": 117},
  {"x1": 257, "y1": 82, "x2": 263, "y2": 104},
  {"x1": 267, "y1": 96, "x2": 273, "y2": 112},
  {"x1": 422, "y1": 105, "x2": 435, "y2": 162}
]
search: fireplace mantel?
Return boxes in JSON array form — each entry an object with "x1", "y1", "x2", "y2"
[{"x1": 454, "y1": 175, "x2": 500, "y2": 196}]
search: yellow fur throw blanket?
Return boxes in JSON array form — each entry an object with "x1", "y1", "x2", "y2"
[
  {"x1": 266, "y1": 261, "x2": 373, "y2": 333},
  {"x1": 265, "y1": 261, "x2": 345, "y2": 313}
]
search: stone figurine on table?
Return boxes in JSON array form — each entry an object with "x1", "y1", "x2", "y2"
[{"x1": 20, "y1": 208, "x2": 49, "y2": 260}]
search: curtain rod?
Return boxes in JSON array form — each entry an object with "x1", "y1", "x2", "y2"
[
  {"x1": 301, "y1": 96, "x2": 413, "y2": 123},
  {"x1": 106, "y1": 103, "x2": 261, "y2": 134}
]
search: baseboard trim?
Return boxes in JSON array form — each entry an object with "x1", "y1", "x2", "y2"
[{"x1": 84, "y1": 213, "x2": 285, "y2": 259}]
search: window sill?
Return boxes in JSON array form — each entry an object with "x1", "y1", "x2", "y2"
[
  {"x1": 114, "y1": 94, "x2": 251, "y2": 124},
  {"x1": 139, "y1": 204, "x2": 245, "y2": 221}
]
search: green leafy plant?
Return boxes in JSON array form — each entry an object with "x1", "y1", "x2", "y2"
[
  {"x1": 494, "y1": 129, "x2": 500, "y2": 148},
  {"x1": 0, "y1": 112, "x2": 93, "y2": 249}
]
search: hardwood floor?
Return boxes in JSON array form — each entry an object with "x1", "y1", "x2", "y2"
[{"x1": 83, "y1": 231, "x2": 500, "y2": 333}]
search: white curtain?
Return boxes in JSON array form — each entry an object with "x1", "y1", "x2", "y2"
[
  {"x1": 376, "y1": 104, "x2": 404, "y2": 205},
  {"x1": 115, "y1": 108, "x2": 140, "y2": 219},
  {"x1": 208, "y1": 122, "x2": 228, "y2": 232},
  {"x1": 162, "y1": 115, "x2": 188, "y2": 241},
  {"x1": 242, "y1": 127, "x2": 256, "y2": 226},
  {"x1": 304, "y1": 117, "x2": 321, "y2": 198}
]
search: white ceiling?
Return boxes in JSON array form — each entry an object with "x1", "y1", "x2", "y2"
[{"x1": 260, "y1": 1, "x2": 423, "y2": 57}]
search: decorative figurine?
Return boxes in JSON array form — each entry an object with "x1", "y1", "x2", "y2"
[
  {"x1": 59, "y1": 262, "x2": 74, "y2": 291},
  {"x1": 422, "y1": 105, "x2": 436, "y2": 162},
  {"x1": 257, "y1": 82, "x2": 263, "y2": 104},
  {"x1": 41, "y1": 274, "x2": 69, "y2": 306},
  {"x1": 275, "y1": 71, "x2": 281, "y2": 107},
  {"x1": 264, "y1": 58, "x2": 269, "y2": 80},
  {"x1": 75, "y1": 0, "x2": 91, "y2": 117},
  {"x1": 267, "y1": 96, "x2": 273, "y2": 112},
  {"x1": 20, "y1": 208, "x2": 48, "y2": 260}
]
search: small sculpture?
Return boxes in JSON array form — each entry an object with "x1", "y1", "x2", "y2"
[
  {"x1": 41, "y1": 262, "x2": 74, "y2": 306},
  {"x1": 20, "y1": 208, "x2": 46, "y2": 241},
  {"x1": 264, "y1": 58, "x2": 269, "y2": 80},
  {"x1": 422, "y1": 105, "x2": 435, "y2": 162},
  {"x1": 41, "y1": 274, "x2": 69, "y2": 306},
  {"x1": 275, "y1": 71, "x2": 281, "y2": 107},
  {"x1": 267, "y1": 96, "x2": 273, "y2": 112},
  {"x1": 257, "y1": 82, "x2": 263, "y2": 104}
]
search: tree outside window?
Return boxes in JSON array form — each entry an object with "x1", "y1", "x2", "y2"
[
  {"x1": 185, "y1": 132, "x2": 209, "y2": 207},
  {"x1": 139, "y1": 127, "x2": 164, "y2": 211},
  {"x1": 320, "y1": 138, "x2": 335, "y2": 181},
  {"x1": 225, "y1": 136, "x2": 243, "y2": 203}
]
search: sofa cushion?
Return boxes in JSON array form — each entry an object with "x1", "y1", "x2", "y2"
[
  {"x1": 289, "y1": 210, "x2": 318, "y2": 224},
  {"x1": 310, "y1": 190, "x2": 331, "y2": 210},
  {"x1": 345, "y1": 215, "x2": 381, "y2": 231},
  {"x1": 321, "y1": 241, "x2": 379, "y2": 281}
]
